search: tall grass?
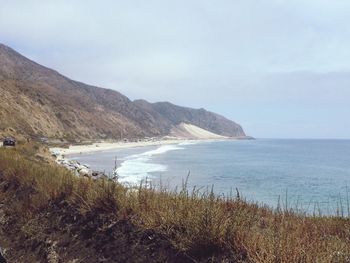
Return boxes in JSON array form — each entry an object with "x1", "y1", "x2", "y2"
[{"x1": 0, "y1": 146, "x2": 350, "y2": 262}]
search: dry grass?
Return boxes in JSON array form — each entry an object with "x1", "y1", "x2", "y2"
[{"x1": 0, "y1": 145, "x2": 350, "y2": 262}]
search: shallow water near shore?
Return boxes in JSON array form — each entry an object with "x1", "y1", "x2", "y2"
[{"x1": 69, "y1": 139, "x2": 350, "y2": 215}]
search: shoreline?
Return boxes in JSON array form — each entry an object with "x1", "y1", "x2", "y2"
[
  {"x1": 49, "y1": 138, "x2": 231, "y2": 178},
  {"x1": 50, "y1": 138, "x2": 231, "y2": 157}
]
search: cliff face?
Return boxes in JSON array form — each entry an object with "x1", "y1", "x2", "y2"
[{"x1": 0, "y1": 43, "x2": 246, "y2": 140}]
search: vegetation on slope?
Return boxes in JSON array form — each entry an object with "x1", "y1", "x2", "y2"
[
  {"x1": 0, "y1": 43, "x2": 246, "y2": 140},
  {"x1": 0, "y1": 144, "x2": 349, "y2": 262}
]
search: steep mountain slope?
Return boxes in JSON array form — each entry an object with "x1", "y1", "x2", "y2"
[
  {"x1": 0, "y1": 43, "x2": 246, "y2": 140},
  {"x1": 135, "y1": 100, "x2": 245, "y2": 137}
]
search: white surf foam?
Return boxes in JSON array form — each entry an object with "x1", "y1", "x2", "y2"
[
  {"x1": 178, "y1": 141, "x2": 200, "y2": 146},
  {"x1": 116, "y1": 144, "x2": 184, "y2": 184}
]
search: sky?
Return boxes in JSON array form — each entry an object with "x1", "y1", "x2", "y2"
[{"x1": 1, "y1": 0, "x2": 350, "y2": 138}]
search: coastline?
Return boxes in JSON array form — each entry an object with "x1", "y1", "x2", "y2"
[
  {"x1": 50, "y1": 139, "x2": 191, "y2": 157},
  {"x1": 49, "y1": 138, "x2": 231, "y2": 179},
  {"x1": 49, "y1": 137, "x2": 237, "y2": 157}
]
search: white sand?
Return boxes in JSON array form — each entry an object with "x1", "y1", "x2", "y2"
[
  {"x1": 50, "y1": 124, "x2": 230, "y2": 158},
  {"x1": 170, "y1": 123, "x2": 228, "y2": 139},
  {"x1": 181, "y1": 123, "x2": 227, "y2": 139},
  {"x1": 50, "y1": 139, "x2": 189, "y2": 157}
]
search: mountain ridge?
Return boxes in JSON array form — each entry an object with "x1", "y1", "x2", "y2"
[{"x1": 0, "y1": 43, "x2": 247, "y2": 140}]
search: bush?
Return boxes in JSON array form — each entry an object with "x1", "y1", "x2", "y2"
[{"x1": 0, "y1": 146, "x2": 349, "y2": 262}]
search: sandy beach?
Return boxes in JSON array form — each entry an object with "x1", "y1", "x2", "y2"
[
  {"x1": 49, "y1": 138, "x2": 195, "y2": 177},
  {"x1": 49, "y1": 137, "x2": 233, "y2": 181},
  {"x1": 50, "y1": 123, "x2": 231, "y2": 158},
  {"x1": 50, "y1": 138, "x2": 192, "y2": 157},
  {"x1": 49, "y1": 123, "x2": 235, "y2": 178}
]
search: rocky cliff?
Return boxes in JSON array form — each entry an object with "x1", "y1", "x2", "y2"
[{"x1": 0, "y1": 43, "x2": 246, "y2": 140}]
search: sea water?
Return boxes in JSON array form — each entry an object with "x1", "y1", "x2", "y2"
[{"x1": 69, "y1": 139, "x2": 350, "y2": 214}]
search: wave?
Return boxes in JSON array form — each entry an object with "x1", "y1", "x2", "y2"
[
  {"x1": 179, "y1": 140, "x2": 218, "y2": 146},
  {"x1": 116, "y1": 144, "x2": 184, "y2": 184},
  {"x1": 178, "y1": 141, "x2": 200, "y2": 146}
]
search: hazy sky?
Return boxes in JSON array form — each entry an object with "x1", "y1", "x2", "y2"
[{"x1": 1, "y1": 0, "x2": 350, "y2": 138}]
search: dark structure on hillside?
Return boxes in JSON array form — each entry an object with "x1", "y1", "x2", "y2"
[{"x1": 3, "y1": 137, "x2": 16, "y2": 147}]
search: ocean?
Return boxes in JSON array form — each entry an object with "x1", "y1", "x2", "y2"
[{"x1": 69, "y1": 139, "x2": 350, "y2": 215}]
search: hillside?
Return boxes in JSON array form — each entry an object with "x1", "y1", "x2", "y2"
[{"x1": 0, "y1": 43, "x2": 246, "y2": 140}]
